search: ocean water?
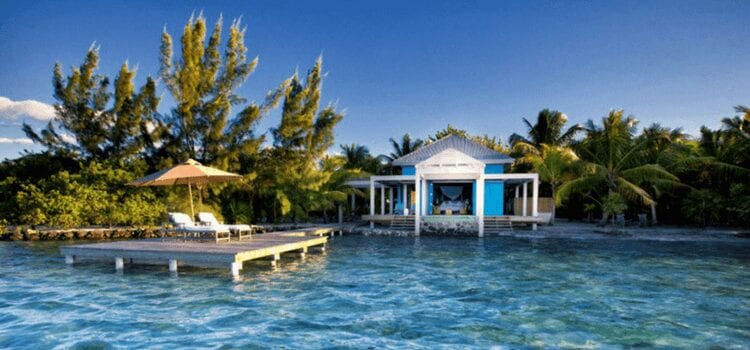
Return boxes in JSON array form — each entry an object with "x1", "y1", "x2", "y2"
[{"x1": 0, "y1": 235, "x2": 749, "y2": 349}]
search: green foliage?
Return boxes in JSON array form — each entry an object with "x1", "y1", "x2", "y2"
[
  {"x1": 22, "y1": 47, "x2": 160, "y2": 164},
  {"x1": 557, "y1": 110, "x2": 682, "y2": 223},
  {"x1": 509, "y1": 109, "x2": 584, "y2": 149},
  {"x1": 602, "y1": 192, "x2": 627, "y2": 219},
  {"x1": 682, "y1": 189, "x2": 722, "y2": 227},
  {"x1": 158, "y1": 15, "x2": 289, "y2": 170},
  {"x1": 340, "y1": 143, "x2": 381, "y2": 174},
  {"x1": 15, "y1": 162, "x2": 165, "y2": 228},
  {"x1": 430, "y1": 125, "x2": 510, "y2": 153}
]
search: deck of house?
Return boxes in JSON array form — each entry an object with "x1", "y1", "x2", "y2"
[{"x1": 60, "y1": 226, "x2": 343, "y2": 278}]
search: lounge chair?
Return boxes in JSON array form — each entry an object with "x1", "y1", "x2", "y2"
[
  {"x1": 168, "y1": 212, "x2": 231, "y2": 243},
  {"x1": 197, "y1": 212, "x2": 253, "y2": 241}
]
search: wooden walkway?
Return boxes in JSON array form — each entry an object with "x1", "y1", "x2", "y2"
[{"x1": 60, "y1": 226, "x2": 342, "y2": 278}]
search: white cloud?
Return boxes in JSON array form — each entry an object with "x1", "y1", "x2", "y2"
[
  {"x1": 0, "y1": 96, "x2": 56, "y2": 121},
  {"x1": 59, "y1": 133, "x2": 77, "y2": 144},
  {"x1": 0, "y1": 137, "x2": 34, "y2": 145}
]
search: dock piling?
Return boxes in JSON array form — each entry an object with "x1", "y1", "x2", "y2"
[
  {"x1": 231, "y1": 262, "x2": 241, "y2": 277},
  {"x1": 60, "y1": 226, "x2": 334, "y2": 278}
]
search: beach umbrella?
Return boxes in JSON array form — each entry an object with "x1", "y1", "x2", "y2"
[{"x1": 130, "y1": 159, "x2": 243, "y2": 218}]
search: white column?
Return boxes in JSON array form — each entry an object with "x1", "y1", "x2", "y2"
[
  {"x1": 169, "y1": 259, "x2": 178, "y2": 272},
  {"x1": 65, "y1": 255, "x2": 75, "y2": 264},
  {"x1": 414, "y1": 172, "x2": 421, "y2": 236},
  {"x1": 421, "y1": 178, "x2": 428, "y2": 216},
  {"x1": 522, "y1": 182, "x2": 528, "y2": 217},
  {"x1": 115, "y1": 257, "x2": 124, "y2": 271},
  {"x1": 389, "y1": 187, "x2": 394, "y2": 214},
  {"x1": 369, "y1": 178, "x2": 375, "y2": 228},
  {"x1": 380, "y1": 185, "x2": 385, "y2": 215},
  {"x1": 532, "y1": 175, "x2": 539, "y2": 231},
  {"x1": 476, "y1": 176, "x2": 485, "y2": 237},
  {"x1": 515, "y1": 185, "x2": 519, "y2": 198},
  {"x1": 402, "y1": 184, "x2": 408, "y2": 215},
  {"x1": 231, "y1": 262, "x2": 241, "y2": 278}
]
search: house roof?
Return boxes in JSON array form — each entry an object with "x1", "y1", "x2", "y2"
[{"x1": 391, "y1": 134, "x2": 513, "y2": 166}]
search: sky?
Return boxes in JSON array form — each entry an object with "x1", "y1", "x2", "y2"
[{"x1": 0, "y1": 0, "x2": 748, "y2": 160}]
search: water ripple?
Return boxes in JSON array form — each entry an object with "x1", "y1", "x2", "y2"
[{"x1": 1, "y1": 236, "x2": 749, "y2": 348}]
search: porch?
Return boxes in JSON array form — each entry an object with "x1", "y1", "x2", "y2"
[{"x1": 351, "y1": 173, "x2": 542, "y2": 236}]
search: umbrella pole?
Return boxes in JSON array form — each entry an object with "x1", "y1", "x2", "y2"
[{"x1": 188, "y1": 182, "x2": 195, "y2": 219}]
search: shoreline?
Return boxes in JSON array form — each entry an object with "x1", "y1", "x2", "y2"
[
  {"x1": 350, "y1": 221, "x2": 750, "y2": 243},
  {"x1": 2, "y1": 221, "x2": 748, "y2": 243}
]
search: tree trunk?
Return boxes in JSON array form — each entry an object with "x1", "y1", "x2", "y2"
[
  {"x1": 650, "y1": 203, "x2": 658, "y2": 225},
  {"x1": 600, "y1": 213, "x2": 609, "y2": 226}
]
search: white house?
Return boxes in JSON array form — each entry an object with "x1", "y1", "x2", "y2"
[{"x1": 348, "y1": 135, "x2": 544, "y2": 236}]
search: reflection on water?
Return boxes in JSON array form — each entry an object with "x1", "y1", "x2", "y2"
[{"x1": 0, "y1": 236, "x2": 749, "y2": 349}]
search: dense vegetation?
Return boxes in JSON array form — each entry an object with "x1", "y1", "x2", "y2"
[{"x1": 1, "y1": 16, "x2": 748, "y2": 229}]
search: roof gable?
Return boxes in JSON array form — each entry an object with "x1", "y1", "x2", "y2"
[{"x1": 391, "y1": 134, "x2": 513, "y2": 166}]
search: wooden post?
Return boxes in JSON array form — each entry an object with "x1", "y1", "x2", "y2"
[
  {"x1": 301, "y1": 246, "x2": 308, "y2": 258},
  {"x1": 350, "y1": 193, "x2": 355, "y2": 211},
  {"x1": 115, "y1": 257, "x2": 124, "y2": 271},
  {"x1": 187, "y1": 182, "x2": 195, "y2": 219},
  {"x1": 169, "y1": 259, "x2": 178, "y2": 273},
  {"x1": 65, "y1": 255, "x2": 75, "y2": 264},
  {"x1": 271, "y1": 253, "x2": 281, "y2": 267},
  {"x1": 231, "y1": 262, "x2": 241, "y2": 277}
]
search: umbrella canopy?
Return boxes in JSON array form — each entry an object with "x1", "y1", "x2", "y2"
[{"x1": 130, "y1": 159, "x2": 243, "y2": 217}]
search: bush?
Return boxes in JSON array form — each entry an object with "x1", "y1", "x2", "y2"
[{"x1": 15, "y1": 162, "x2": 165, "y2": 228}]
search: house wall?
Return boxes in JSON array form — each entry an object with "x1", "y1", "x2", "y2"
[
  {"x1": 484, "y1": 180, "x2": 504, "y2": 216},
  {"x1": 485, "y1": 164, "x2": 504, "y2": 174}
]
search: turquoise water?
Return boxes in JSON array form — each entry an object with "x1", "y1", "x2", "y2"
[{"x1": 1, "y1": 236, "x2": 749, "y2": 349}]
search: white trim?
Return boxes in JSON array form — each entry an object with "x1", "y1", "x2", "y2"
[
  {"x1": 414, "y1": 170, "x2": 421, "y2": 235},
  {"x1": 476, "y1": 174, "x2": 485, "y2": 237}
]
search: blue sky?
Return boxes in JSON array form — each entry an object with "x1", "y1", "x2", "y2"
[{"x1": 0, "y1": 0, "x2": 748, "y2": 160}]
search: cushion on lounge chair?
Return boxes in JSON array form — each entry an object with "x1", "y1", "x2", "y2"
[
  {"x1": 169, "y1": 212, "x2": 194, "y2": 227},
  {"x1": 198, "y1": 212, "x2": 251, "y2": 232}
]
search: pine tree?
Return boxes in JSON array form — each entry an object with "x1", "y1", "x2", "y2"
[
  {"x1": 158, "y1": 15, "x2": 288, "y2": 169},
  {"x1": 23, "y1": 47, "x2": 160, "y2": 164}
]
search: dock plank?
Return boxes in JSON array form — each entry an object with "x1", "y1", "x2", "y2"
[{"x1": 60, "y1": 226, "x2": 338, "y2": 277}]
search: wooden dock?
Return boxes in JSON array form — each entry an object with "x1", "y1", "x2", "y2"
[{"x1": 60, "y1": 226, "x2": 342, "y2": 278}]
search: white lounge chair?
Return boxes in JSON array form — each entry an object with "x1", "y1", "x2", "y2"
[
  {"x1": 168, "y1": 212, "x2": 231, "y2": 243},
  {"x1": 197, "y1": 212, "x2": 253, "y2": 241}
]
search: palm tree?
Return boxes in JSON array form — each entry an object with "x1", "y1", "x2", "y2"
[
  {"x1": 509, "y1": 109, "x2": 584, "y2": 148},
  {"x1": 635, "y1": 123, "x2": 688, "y2": 223},
  {"x1": 340, "y1": 143, "x2": 379, "y2": 174},
  {"x1": 380, "y1": 134, "x2": 424, "y2": 174},
  {"x1": 559, "y1": 110, "x2": 681, "y2": 224},
  {"x1": 514, "y1": 143, "x2": 578, "y2": 224}
]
